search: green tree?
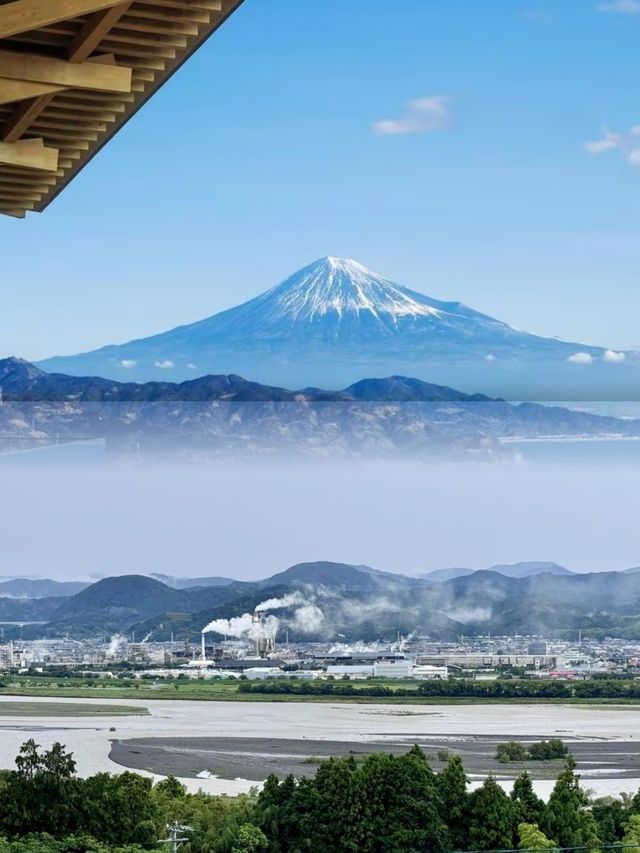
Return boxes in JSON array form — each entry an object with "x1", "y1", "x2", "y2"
[
  {"x1": 229, "y1": 824, "x2": 268, "y2": 853},
  {"x1": 496, "y1": 741, "x2": 528, "y2": 763},
  {"x1": 468, "y1": 777, "x2": 514, "y2": 851},
  {"x1": 543, "y1": 756, "x2": 600, "y2": 850},
  {"x1": 437, "y1": 754, "x2": 469, "y2": 851},
  {"x1": 511, "y1": 772, "x2": 545, "y2": 829},
  {"x1": 154, "y1": 776, "x2": 186, "y2": 799},
  {"x1": 622, "y1": 814, "x2": 640, "y2": 853},
  {"x1": 354, "y1": 747, "x2": 448, "y2": 853},
  {"x1": 528, "y1": 739, "x2": 569, "y2": 761},
  {"x1": 79, "y1": 772, "x2": 158, "y2": 847},
  {"x1": 591, "y1": 796, "x2": 632, "y2": 845},
  {"x1": 517, "y1": 822, "x2": 557, "y2": 851},
  {"x1": 0, "y1": 741, "x2": 80, "y2": 838}
]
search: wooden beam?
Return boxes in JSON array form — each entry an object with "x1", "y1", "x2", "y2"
[
  {"x1": 0, "y1": 0, "x2": 126, "y2": 39},
  {"x1": 0, "y1": 49, "x2": 132, "y2": 93},
  {"x1": 68, "y1": 2, "x2": 132, "y2": 62},
  {"x1": 2, "y1": 92, "x2": 55, "y2": 142},
  {"x1": 0, "y1": 78, "x2": 66, "y2": 106},
  {"x1": 0, "y1": 138, "x2": 58, "y2": 171}
]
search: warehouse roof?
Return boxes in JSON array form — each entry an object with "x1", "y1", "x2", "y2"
[{"x1": 0, "y1": 0, "x2": 243, "y2": 217}]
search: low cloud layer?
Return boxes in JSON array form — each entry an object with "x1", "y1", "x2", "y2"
[
  {"x1": 568, "y1": 350, "x2": 626, "y2": 365},
  {"x1": 568, "y1": 352, "x2": 593, "y2": 365}
]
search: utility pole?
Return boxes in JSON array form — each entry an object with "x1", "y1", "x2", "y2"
[{"x1": 159, "y1": 822, "x2": 192, "y2": 853}]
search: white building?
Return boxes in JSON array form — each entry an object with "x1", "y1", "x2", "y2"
[
  {"x1": 412, "y1": 664, "x2": 448, "y2": 680},
  {"x1": 373, "y1": 659, "x2": 413, "y2": 678}
]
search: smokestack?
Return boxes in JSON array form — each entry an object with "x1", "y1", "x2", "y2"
[{"x1": 201, "y1": 631, "x2": 206, "y2": 662}]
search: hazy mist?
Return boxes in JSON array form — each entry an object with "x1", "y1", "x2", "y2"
[{"x1": 0, "y1": 452, "x2": 637, "y2": 580}]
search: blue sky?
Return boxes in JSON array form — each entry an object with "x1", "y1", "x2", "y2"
[{"x1": 2, "y1": 0, "x2": 640, "y2": 360}]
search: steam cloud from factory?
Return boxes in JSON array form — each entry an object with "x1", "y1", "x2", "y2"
[{"x1": 200, "y1": 592, "x2": 326, "y2": 658}]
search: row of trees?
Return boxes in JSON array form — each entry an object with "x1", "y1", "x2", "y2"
[
  {"x1": 238, "y1": 677, "x2": 640, "y2": 699},
  {"x1": 2, "y1": 740, "x2": 640, "y2": 853}
]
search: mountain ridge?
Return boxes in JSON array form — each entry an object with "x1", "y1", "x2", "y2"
[
  {"x1": 4, "y1": 561, "x2": 640, "y2": 641},
  {"x1": 3, "y1": 359, "x2": 640, "y2": 464}
]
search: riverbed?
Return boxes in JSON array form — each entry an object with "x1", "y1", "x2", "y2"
[{"x1": 0, "y1": 696, "x2": 639, "y2": 798}]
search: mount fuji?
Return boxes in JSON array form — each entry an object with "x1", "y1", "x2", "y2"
[{"x1": 39, "y1": 257, "x2": 636, "y2": 398}]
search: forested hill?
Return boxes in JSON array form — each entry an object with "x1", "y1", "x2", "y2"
[{"x1": 4, "y1": 561, "x2": 640, "y2": 640}]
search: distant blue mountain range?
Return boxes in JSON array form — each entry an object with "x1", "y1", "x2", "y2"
[{"x1": 38, "y1": 257, "x2": 639, "y2": 400}]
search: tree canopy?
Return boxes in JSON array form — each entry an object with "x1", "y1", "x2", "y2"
[{"x1": 0, "y1": 739, "x2": 638, "y2": 853}]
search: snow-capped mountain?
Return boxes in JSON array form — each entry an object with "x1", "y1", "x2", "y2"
[{"x1": 39, "y1": 257, "x2": 636, "y2": 398}]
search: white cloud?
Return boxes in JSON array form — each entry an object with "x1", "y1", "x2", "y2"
[
  {"x1": 154, "y1": 360, "x2": 175, "y2": 369},
  {"x1": 598, "y1": 0, "x2": 640, "y2": 14},
  {"x1": 603, "y1": 349, "x2": 626, "y2": 363},
  {"x1": 568, "y1": 352, "x2": 594, "y2": 365},
  {"x1": 585, "y1": 126, "x2": 640, "y2": 168},
  {"x1": 186, "y1": 363, "x2": 198, "y2": 370},
  {"x1": 119, "y1": 359, "x2": 137, "y2": 369},
  {"x1": 484, "y1": 354, "x2": 496, "y2": 362},
  {"x1": 584, "y1": 130, "x2": 622, "y2": 155},
  {"x1": 373, "y1": 96, "x2": 451, "y2": 136}
]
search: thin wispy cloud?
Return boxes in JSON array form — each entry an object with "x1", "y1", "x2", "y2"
[
  {"x1": 585, "y1": 126, "x2": 640, "y2": 169},
  {"x1": 372, "y1": 96, "x2": 451, "y2": 136},
  {"x1": 597, "y1": 0, "x2": 640, "y2": 14}
]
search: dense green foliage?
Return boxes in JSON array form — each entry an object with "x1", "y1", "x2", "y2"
[
  {"x1": 0, "y1": 741, "x2": 256, "y2": 853},
  {"x1": 517, "y1": 822, "x2": 558, "y2": 851},
  {"x1": 2, "y1": 740, "x2": 640, "y2": 853},
  {"x1": 238, "y1": 676, "x2": 640, "y2": 700},
  {"x1": 497, "y1": 738, "x2": 569, "y2": 763},
  {"x1": 496, "y1": 741, "x2": 529, "y2": 763}
]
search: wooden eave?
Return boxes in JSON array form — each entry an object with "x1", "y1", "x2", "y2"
[{"x1": 0, "y1": 0, "x2": 244, "y2": 218}]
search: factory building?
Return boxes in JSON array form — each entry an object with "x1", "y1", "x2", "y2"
[
  {"x1": 326, "y1": 664, "x2": 374, "y2": 678},
  {"x1": 416, "y1": 653, "x2": 560, "y2": 669}
]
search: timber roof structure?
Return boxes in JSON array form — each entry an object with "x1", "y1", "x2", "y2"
[{"x1": 0, "y1": 0, "x2": 244, "y2": 218}]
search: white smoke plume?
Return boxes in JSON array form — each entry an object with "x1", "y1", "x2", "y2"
[
  {"x1": 201, "y1": 592, "x2": 326, "y2": 641},
  {"x1": 201, "y1": 613, "x2": 280, "y2": 643},
  {"x1": 291, "y1": 603, "x2": 325, "y2": 634},
  {"x1": 255, "y1": 592, "x2": 306, "y2": 612},
  {"x1": 327, "y1": 641, "x2": 386, "y2": 655},
  {"x1": 107, "y1": 634, "x2": 128, "y2": 658}
]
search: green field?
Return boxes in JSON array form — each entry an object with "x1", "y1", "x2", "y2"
[
  {"x1": 1, "y1": 675, "x2": 640, "y2": 706},
  {"x1": 0, "y1": 699, "x2": 148, "y2": 716}
]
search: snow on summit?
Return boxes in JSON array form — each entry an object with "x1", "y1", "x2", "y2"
[{"x1": 260, "y1": 256, "x2": 443, "y2": 322}]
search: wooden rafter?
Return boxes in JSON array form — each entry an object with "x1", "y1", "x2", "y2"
[
  {"x1": 2, "y1": 90, "x2": 54, "y2": 141},
  {"x1": 0, "y1": 0, "x2": 245, "y2": 217},
  {"x1": 68, "y1": 2, "x2": 132, "y2": 63},
  {"x1": 0, "y1": 0, "x2": 127, "y2": 40},
  {"x1": 0, "y1": 3, "x2": 133, "y2": 142}
]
